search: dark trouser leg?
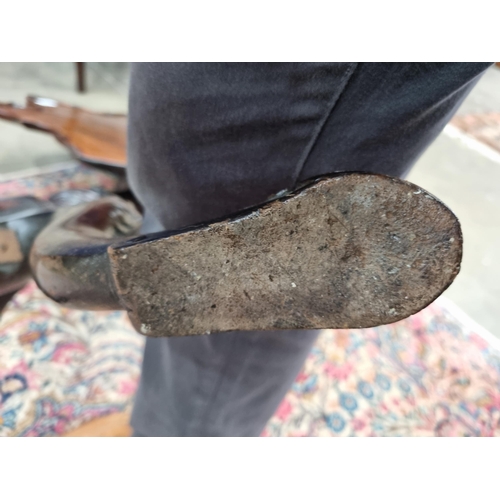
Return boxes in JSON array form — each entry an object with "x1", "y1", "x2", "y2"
[{"x1": 128, "y1": 63, "x2": 491, "y2": 436}]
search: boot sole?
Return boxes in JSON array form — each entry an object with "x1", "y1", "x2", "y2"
[{"x1": 109, "y1": 173, "x2": 462, "y2": 337}]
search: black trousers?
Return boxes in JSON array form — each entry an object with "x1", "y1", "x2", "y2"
[{"x1": 127, "y1": 63, "x2": 491, "y2": 436}]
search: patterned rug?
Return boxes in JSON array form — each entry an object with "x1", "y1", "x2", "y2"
[
  {"x1": 1, "y1": 165, "x2": 500, "y2": 437},
  {"x1": 451, "y1": 112, "x2": 500, "y2": 155},
  {"x1": 1, "y1": 281, "x2": 500, "y2": 437},
  {"x1": 0, "y1": 161, "x2": 125, "y2": 200},
  {"x1": 0, "y1": 282, "x2": 143, "y2": 436},
  {"x1": 265, "y1": 299, "x2": 500, "y2": 436}
]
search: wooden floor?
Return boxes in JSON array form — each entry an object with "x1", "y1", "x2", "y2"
[{"x1": 62, "y1": 412, "x2": 132, "y2": 437}]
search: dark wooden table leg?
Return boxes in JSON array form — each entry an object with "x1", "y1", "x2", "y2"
[{"x1": 76, "y1": 62, "x2": 86, "y2": 93}]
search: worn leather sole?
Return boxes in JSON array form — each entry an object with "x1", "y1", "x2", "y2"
[{"x1": 108, "y1": 173, "x2": 462, "y2": 337}]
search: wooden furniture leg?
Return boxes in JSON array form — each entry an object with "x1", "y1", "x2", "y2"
[{"x1": 76, "y1": 62, "x2": 86, "y2": 93}]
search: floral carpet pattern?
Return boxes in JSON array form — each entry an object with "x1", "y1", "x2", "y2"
[
  {"x1": 1, "y1": 282, "x2": 500, "y2": 437},
  {"x1": 0, "y1": 161, "x2": 124, "y2": 200},
  {"x1": 0, "y1": 282, "x2": 144, "y2": 436},
  {"x1": 264, "y1": 299, "x2": 500, "y2": 436},
  {"x1": 451, "y1": 112, "x2": 500, "y2": 155}
]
